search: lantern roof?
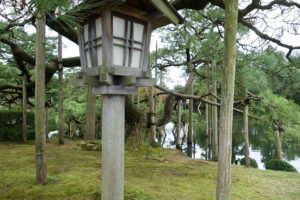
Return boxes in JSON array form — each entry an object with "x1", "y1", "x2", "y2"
[{"x1": 79, "y1": 0, "x2": 184, "y2": 29}]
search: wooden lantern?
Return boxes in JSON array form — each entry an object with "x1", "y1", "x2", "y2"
[{"x1": 77, "y1": 0, "x2": 183, "y2": 95}]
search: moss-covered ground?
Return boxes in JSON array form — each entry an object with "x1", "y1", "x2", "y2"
[{"x1": 0, "y1": 140, "x2": 299, "y2": 200}]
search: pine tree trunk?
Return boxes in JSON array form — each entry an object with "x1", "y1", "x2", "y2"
[
  {"x1": 22, "y1": 74, "x2": 27, "y2": 142},
  {"x1": 243, "y1": 104, "x2": 250, "y2": 167},
  {"x1": 35, "y1": 12, "x2": 47, "y2": 185},
  {"x1": 148, "y1": 86, "x2": 156, "y2": 143},
  {"x1": 176, "y1": 100, "x2": 182, "y2": 149},
  {"x1": 274, "y1": 125, "x2": 283, "y2": 160},
  {"x1": 216, "y1": 0, "x2": 238, "y2": 199},
  {"x1": 58, "y1": 32, "x2": 64, "y2": 144},
  {"x1": 211, "y1": 60, "x2": 218, "y2": 161},
  {"x1": 85, "y1": 86, "x2": 96, "y2": 140},
  {"x1": 188, "y1": 62, "x2": 193, "y2": 145}
]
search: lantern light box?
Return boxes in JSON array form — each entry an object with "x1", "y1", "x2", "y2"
[{"x1": 76, "y1": 0, "x2": 183, "y2": 95}]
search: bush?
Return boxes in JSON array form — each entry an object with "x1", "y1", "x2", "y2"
[
  {"x1": 240, "y1": 157, "x2": 258, "y2": 168},
  {"x1": 0, "y1": 110, "x2": 35, "y2": 141},
  {"x1": 265, "y1": 159, "x2": 297, "y2": 172}
]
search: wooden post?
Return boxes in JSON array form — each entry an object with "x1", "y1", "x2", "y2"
[
  {"x1": 217, "y1": 0, "x2": 238, "y2": 198},
  {"x1": 206, "y1": 63, "x2": 212, "y2": 159},
  {"x1": 212, "y1": 60, "x2": 218, "y2": 161},
  {"x1": 101, "y1": 95, "x2": 125, "y2": 200},
  {"x1": 137, "y1": 88, "x2": 140, "y2": 109},
  {"x1": 35, "y1": 12, "x2": 47, "y2": 185},
  {"x1": 58, "y1": 31, "x2": 64, "y2": 144},
  {"x1": 148, "y1": 86, "x2": 156, "y2": 143},
  {"x1": 154, "y1": 41, "x2": 158, "y2": 112},
  {"x1": 45, "y1": 105, "x2": 49, "y2": 139},
  {"x1": 176, "y1": 99, "x2": 182, "y2": 149},
  {"x1": 243, "y1": 96, "x2": 250, "y2": 167},
  {"x1": 85, "y1": 86, "x2": 96, "y2": 140},
  {"x1": 158, "y1": 69, "x2": 163, "y2": 110},
  {"x1": 187, "y1": 62, "x2": 193, "y2": 146},
  {"x1": 22, "y1": 74, "x2": 27, "y2": 142}
]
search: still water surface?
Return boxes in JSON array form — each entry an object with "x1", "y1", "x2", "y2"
[{"x1": 161, "y1": 116, "x2": 300, "y2": 172}]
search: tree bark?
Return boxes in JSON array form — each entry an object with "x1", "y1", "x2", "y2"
[
  {"x1": 243, "y1": 103, "x2": 250, "y2": 167},
  {"x1": 35, "y1": 13, "x2": 47, "y2": 185},
  {"x1": 216, "y1": 0, "x2": 238, "y2": 199},
  {"x1": 22, "y1": 74, "x2": 27, "y2": 142},
  {"x1": 211, "y1": 60, "x2": 218, "y2": 161},
  {"x1": 85, "y1": 86, "x2": 96, "y2": 140},
  {"x1": 176, "y1": 99, "x2": 182, "y2": 149},
  {"x1": 58, "y1": 32, "x2": 64, "y2": 144},
  {"x1": 274, "y1": 125, "x2": 283, "y2": 160},
  {"x1": 148, "y1": 86, "x2": 156, "y2": 143},
  {"x1": 188, "y1": 62, "x2": 193, "y2": 145}
]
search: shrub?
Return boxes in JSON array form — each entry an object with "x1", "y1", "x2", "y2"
[
  {"x1": 0, "y1": 110, "x2": 35, "y2": 141},
  {"x1": 240, "y1": 157, "x2": 258, "y2": 168},
  {"x1": 149, "y1": 141, "x2": 160, "y2": 147},
  {"x1": 265, "y1": 159, "x2": 297, "y2": 172}
]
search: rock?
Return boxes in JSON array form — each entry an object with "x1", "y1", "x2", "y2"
[{"x1": 77, "y1": 140, "x2": 102, "y2": 151}]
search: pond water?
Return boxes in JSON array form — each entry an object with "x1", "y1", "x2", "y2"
[{"x1": 160, "y1": 115, "x2": 300, "y2": 173}]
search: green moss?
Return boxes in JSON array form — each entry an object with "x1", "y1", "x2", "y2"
[{"x1": 0, "y1": 141, "x2": 300, "y2": 200}]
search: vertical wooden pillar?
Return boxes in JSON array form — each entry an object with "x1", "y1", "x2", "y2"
[
  {"x1": 176, "y1": 99, "x2": 182, "y2": 149},
  {"x1": 158, "y1": 69, "x2": 163, "y2": 110},
  {"x1": 45, "y1": 105, "x2": 49, "y2": 139},
  {"x1": 212, "y1": 60, "x2": 218, "y2": 161},
  {"x1": 137, "y1": 88, "x2": 140, "y2": 109},
  {"x1": 85, "y1": 86, "x2": 96, "y2": 140},
  {"x1": 101, "y1": 95, "x2": 125, "y2": 200},
  {"x1": 188, "y1": 62, "x2": 193, "y2": 146},
  {"x1": 206, "y1": 63, "x2": 212, "y2": 159},
  {"x1": 243, "y1": 102, "x2": 250, "y2": 167},
  {"x1": 35, "y1": 12, "x2": 47, "y2": 185},
  {"x1": 148, "y1": 86, "x2": 156, "y2": 143},
  {"x1": 22, "y1": 74, "x2": 27, "y2": 142},
  {"x1": 216, "y1": 0, "x2": 238, "y2": 198},
  {"x1": 58, "y1": 31, "x2": 64, "y2": 144}
]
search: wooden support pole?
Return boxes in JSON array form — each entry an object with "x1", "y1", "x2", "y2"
[
  {"x1": 187, "y1": 62, "x2": 193, "y2": 146},
  {"x1": 148, "y1": 86, "x2": 156, "y2": 143},
  {"x1": 212, "y1": 60, "x2": 218, "y2": 161},
  {"x1": 35, "y1": 12, "x2": 47, "y2": 185},
  {"x1": 22, "y1": 74, "x2": 27, "y2": 142},
  {"x1": 137, "y1": 88, "x2": 140, "y2": 109},
  {"x1": 217, "y1": 0, "x2": 238, "y2": 198},
  {"x1": 176, "y1": 99, "x2": 182, "y2": 149},
  {"x1": 58, "y1": 30, "x2": 64, "y2": 144},
  {"x1": 243, "y1": 97, "x2": 250, "y2": 167},
  {"x1": 101, "y1": 95, "x2": 125, "y2": 200},
  {"x1": 85, "y1": 86, "x2": 96, "y2": 140},
  {"x1": 158, "y1": 69, "x2": 163, "y2": 110}
]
